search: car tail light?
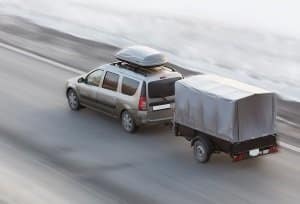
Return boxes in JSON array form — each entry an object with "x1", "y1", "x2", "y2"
[
  {"x1": 138, "y1": 96, "x2": 147, "y2": 111},
  {"x1": 139, "y1": 82, "x2": 147, "y2": 111}
]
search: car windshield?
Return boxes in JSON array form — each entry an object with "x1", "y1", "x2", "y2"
[{"x1": 148, "y1": 77, "x2": 181, "y2": 98}]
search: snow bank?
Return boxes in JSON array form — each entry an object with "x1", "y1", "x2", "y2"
[{"x1": 0, "y1": 0, "x2": 299, "y2": 101}]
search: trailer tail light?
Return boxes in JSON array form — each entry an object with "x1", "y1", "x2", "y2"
[
  {"x1": 233, "y1": 152, "x2": 246, "y2": 162},
  {"x1": 233, "y1": 145, "x2": 278, "y2": 162},
  {"x1": 139, "y1": 82, "x2": 147, "y2": 111},
  {"x1": 269, "y1": 145, "x2": 278, "y2": 153}
]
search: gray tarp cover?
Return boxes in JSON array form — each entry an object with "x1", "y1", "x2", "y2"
[
  {"x1": 175, "y1": 75, "x2": 277, "y2": 143},
  {"x1": 115, "y1": 46, "x2": 168, "y2": 67}
]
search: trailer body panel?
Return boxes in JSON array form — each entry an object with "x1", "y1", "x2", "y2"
[{"x1": 175, "y1": 74, "x2": 277, "y2": 143}]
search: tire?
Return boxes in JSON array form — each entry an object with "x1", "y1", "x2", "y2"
[
  {"x1": 193, "y1": 138, "x2": 212, "y2": 163},
  {"x1": 67, "y1": 89, "x2": 80, "y2": 111},
  {"x1": 121, "y1": 110, "x2": 137, "y2": 133}
]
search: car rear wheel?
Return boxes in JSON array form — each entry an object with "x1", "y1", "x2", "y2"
[
  {"x1": 67, "y1": 89, "x2": 80, "y2": 111},
  {"x1": 193, "y1": 138, "x2": 212, "y2": 163},
  {"x1": 121, "y1": 110, "x2": 136, "y2": 133}
]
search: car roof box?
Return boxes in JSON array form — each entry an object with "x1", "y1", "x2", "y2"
[{"x1": 115, "y1": 46, "x2": 168, "y2": 67}]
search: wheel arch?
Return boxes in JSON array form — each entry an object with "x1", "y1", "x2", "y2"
[
  {"x1": 120, "y1": 108, "x2": 127, "y2": 119},
  {"x1": 118, "y1": 103, "x2": 133, "y2": 119},
  {"x1": 66, "y1": 87, "x2": 73, "y2": 97},
  {"x1": 191, "y1": 132, "x2": 212, "y2": 147}
]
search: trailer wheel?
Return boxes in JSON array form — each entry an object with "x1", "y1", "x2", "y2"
[{"x1": 193, "y1": 138, "x2": 212, "y2": 163}]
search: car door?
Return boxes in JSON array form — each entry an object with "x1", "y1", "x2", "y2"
[
  {"x1": 95, "y1": 71, "x2": 120, "y2": 115},
  {"x1": 77, "y1": 69, "x2": 104, "y2": 107}
]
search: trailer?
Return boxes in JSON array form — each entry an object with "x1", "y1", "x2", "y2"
[{"x1": 174, "y1": 74, "x2": 278, "y2": 163}]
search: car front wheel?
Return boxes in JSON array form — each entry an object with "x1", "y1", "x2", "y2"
[{"x1": 67, "y1": 89, "x2": 80, "y2": 111}]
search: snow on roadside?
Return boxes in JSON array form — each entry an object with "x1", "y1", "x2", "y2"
[{"x1": 0, "y1": 0, "x2": 300, "y2": 101}]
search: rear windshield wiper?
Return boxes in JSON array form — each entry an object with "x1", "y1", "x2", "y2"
[{"x1": 159, "y1": 95, "x2": 169, "y2": 102}]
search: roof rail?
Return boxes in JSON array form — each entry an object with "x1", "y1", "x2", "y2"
[
  {"x1": 111, "y1": 61, "x2": 177, "y2": 77},
  {"x1": 111, "y1": 61, "x2": 148, "y2": 76},
  {"x1": 164, "y1": 63, "x2": 178, "y2": 72}
]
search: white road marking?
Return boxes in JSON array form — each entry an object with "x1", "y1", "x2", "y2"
[
  {"x1": 277, "y1": 116, "x2": 300, "y2": 129},
  {"x1": 0, "y1": 41, "x2": 299, "y2": 153},
  {"x1": 0, "y1": 42, "x2": 84, "y2": 75},
  {"x1": 278, "y1": 141, "x2": 300, "y2": 153}
]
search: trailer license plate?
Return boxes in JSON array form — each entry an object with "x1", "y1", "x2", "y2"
[
  {"x1": 262, "y1": 149, "x2": 269, "y2": 154},
  {"x1": 153, "y1": 104, "x2": 171, "y2": 111},
  {"x1": 249, "y1": 148, "x2": 260, "y2": 157}
]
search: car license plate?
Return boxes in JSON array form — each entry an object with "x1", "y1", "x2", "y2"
[
  {"x1": 249, "y1": 148, "x2": 260, "y2": 157},
  {"x1": 153, "y1": 104, "x2": 171, "y2": 111}
]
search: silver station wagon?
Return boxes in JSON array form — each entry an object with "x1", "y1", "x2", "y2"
[{"x1": 66, "y1": 46, "x2": 183, "y2": 132}]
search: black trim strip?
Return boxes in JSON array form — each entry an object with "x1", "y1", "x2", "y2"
[
  {"x1": 80, "y1": 95, "x2": 116, "y2": 109},
  {"x1": 80, "y1": 95, "x2": 94, "y2": 102},
  {"x1": 149, "y1": 100, "x2": 174, "y2": 106},
  {"x1": 96, "y1": 99, "x2": 116, "y2": 109}
]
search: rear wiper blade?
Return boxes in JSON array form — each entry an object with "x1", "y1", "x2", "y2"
[{"x1": 159, "y1": 95, "x2": 169, "y2": 102}]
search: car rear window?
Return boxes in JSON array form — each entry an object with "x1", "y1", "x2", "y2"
[
  {"x1": 148, "y1": 77, "x2": 181, "y2": 98},
  {"x1": 102, "y1": 71, "x2": 119, "y2": 91},
  {"x1": 121, "y1": 77, "x2": 140, "y2": 96}
]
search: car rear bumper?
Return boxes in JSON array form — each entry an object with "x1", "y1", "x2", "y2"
[{"x1": 134, "y1": 108, "x2": 174, "y2": 125}]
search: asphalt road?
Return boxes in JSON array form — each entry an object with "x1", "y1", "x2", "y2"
[
  {"x1": 0, "y1": 133, "x2": 112, "y2": 204},
  {"x1": 0, "y1": 45, "x2": 299, "y2": 204}
]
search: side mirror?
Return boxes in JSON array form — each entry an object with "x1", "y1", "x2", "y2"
[{"x1": 78, "y1": 77, "x2": 85, "y2": 83}]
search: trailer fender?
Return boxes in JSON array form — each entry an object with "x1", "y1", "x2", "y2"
[
  {"x1": 191, "y1": 135, "x2": 213, "y2": 151},
  {"x1": 191, "y1": 134, "x2": 210, "y2": 146},
  {"x1": 191, "y1": 137, "x2": 200, "y2": 147}
]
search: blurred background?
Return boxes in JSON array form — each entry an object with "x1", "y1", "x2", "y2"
[{"x1": 1, "y1": 0, "x2": 300, "y2": 101}]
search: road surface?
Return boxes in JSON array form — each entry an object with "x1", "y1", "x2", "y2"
[
  {"x1": 0, "y1": 135, "x2": 113, "y2": 204},
  {"x1": 0, "y1": 45, "x2": 299, "y2": 204}
]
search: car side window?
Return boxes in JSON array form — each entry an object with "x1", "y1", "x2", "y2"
[
  {"x1": 86, "y1": 70, "x2": 103, "y2": 86},
  {"x1": 121, "y1": 77, "x2": 139, "y2": 96},
  {"x1": 102, "y1": 71, "x2": 119, "y2": 91}
]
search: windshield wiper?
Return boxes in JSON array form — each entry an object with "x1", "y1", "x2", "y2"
[{"x1": 159, "y1": 95, "x2": 169, "y2": 102}]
